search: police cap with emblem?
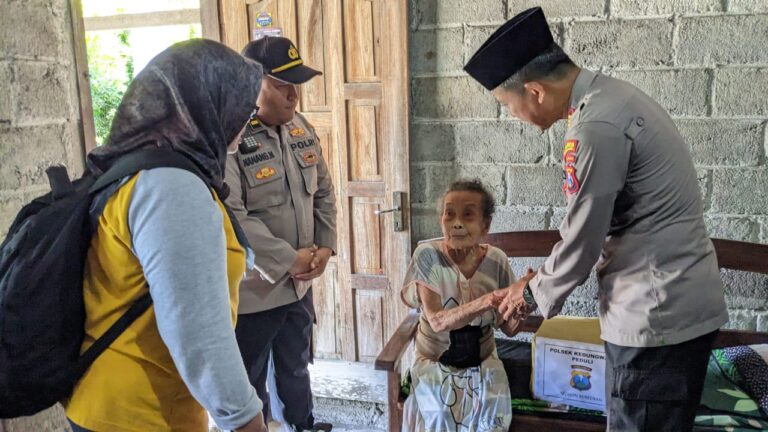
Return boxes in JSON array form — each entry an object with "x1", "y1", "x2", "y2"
[
  {"x1": 242, "y1": 36, "x2": 322, "y2": 84},
  {"x1": 464, "y1": 7, "x2": 554, "y2": 91}
]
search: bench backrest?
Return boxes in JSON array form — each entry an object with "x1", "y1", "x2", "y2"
[{"x1": 485, "y1": 230, "x2": 768, "y2": 347}]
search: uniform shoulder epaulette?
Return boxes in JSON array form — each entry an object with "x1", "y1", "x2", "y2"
[
  {"x1": 248, "y1": 116, "x2": 269, "y2": 134},
  {"x1": 249, "y1": 116, "x2": 262, "y2": 128}
]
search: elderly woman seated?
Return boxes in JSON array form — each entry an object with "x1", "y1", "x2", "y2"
[{"x1": 400, "y1": 179, "x2": 534, "y2": 431}]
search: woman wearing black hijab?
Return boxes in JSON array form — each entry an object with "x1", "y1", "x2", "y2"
[{"x1": 65, "y1": 39, "x2": 267, "y2": 432}]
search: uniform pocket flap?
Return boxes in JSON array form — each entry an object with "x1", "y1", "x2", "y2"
[
  {"x1": 612, "y1": 368, "x2": 689, "y2": 401},
  {"x1": 300, "y1": 164, "x2": 318, "y2": 195}
]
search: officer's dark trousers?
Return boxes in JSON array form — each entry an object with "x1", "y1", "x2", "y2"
[
  {"x1": 235, "y1": 290, "x2": 315, "y2": 429},
  {"x1": 604, "y1": 330, "x2": 718, "y2": 432}
]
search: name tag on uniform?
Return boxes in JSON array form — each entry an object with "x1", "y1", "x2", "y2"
[{"x1": 241, "y1": 150, "x2": 276, "y2": 168}]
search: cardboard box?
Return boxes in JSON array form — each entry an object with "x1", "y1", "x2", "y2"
[{"x1": 532, "y1": 317, "x2": 606, "y2": 412}]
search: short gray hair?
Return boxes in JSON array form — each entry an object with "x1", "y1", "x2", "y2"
[
  {"x1": 497, "y1": 43, "x2": 576, "y2": 92},
  {"x1": 436, "y1": 179, "x2": 496, "y2": 222}
]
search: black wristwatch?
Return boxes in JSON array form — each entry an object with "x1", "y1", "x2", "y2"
[{"x1": 522, "y1": 282, "x2": 538, "y2": 310}]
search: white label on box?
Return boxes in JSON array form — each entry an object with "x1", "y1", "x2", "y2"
[{"x1": 533, "y1": 337, "x2": 606, "y2": 412}]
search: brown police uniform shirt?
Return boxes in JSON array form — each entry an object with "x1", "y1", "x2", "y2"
[
  {"x1": 225, "y1": 112, "x2": 337, "y2": 314},
  {"x1": 529, "y1": 69, "x2": 728, "y2": 348}
]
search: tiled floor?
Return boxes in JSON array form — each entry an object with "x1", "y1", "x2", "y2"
[
  {"x1": 212, "y1": 359, "x2": 388, "y2": 432},
  {"x1": 308, "y1": 359, "x2": 387, "y2": 404}
]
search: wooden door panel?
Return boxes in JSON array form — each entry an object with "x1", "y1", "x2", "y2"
[
  {"x1": 314, "y1": 128, "x2": 340, "y2": 201},
  {"x1": 347, "y1": 103, "x2": 381, "y2": 181},
  {"x1": 297, "y1": 0, "x2": 331, "y2": 111},
  {"x1": 313, "y1": 261, "x2": 340, "y2": 358},
  {"x1": 350, "y1": 198, "x2": 385, "y2": 274},
  {"x1": 343, "y1": 82, "x2": 381, "y2": 100},
  {"x1": 342, "y1": 0, "x2": 379, "y2": 82},
  {"x1": 220, "y1": 0, "x2": 249, "y2": 50},
  {"x1": 354, "y1": 290, "x2": 384, "y2": 362}
]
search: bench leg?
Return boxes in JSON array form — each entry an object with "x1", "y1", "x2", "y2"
[{"x1": 387, "y1": 370, "x2": 402, "y2": 432}]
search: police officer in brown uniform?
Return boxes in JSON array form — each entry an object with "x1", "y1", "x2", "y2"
[
  {"x1": 225, "y1": 37, "x2": 336, "y2": 432},
  {"x1": 465, "y1": 8, "x2": 728, "y2": 431}
]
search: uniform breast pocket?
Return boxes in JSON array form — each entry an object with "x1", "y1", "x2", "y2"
[
  {"x1": 242, "y1": 162, "x2": 287, "y2": 210},
  {"x1": 293, "y1": 148, "x2": 319, "y2": 195}
]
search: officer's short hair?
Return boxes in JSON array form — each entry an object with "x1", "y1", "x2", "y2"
[
  {"x1": 439, "y1": 179, "x2": 496, "y2": 223},
  {"x1": 497, "y1": 43, "x2": 575, "y2": 93}
]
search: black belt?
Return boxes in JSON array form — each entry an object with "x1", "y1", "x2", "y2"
[{"x1": 438, "y1": 325, "x2": 483, "y2": 368}]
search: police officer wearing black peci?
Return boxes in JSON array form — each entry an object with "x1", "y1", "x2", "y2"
[
  {"x1": 465, "y1": 7, "x2": 728, "y2": 432},
  {"x1": 225, "y1": 36, "x2": 336, "y2": 432}
]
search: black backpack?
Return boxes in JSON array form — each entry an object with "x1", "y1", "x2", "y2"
[{"x1": 0, "y1": 149, "x2": 206, "y2": 418}]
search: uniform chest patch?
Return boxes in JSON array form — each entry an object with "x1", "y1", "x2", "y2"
[
  {"x1": 254, "y1": 166, "x2": 277, "y2": 180},
  {"x1": 301, "y1": 149, "x2": 318, "y2": 165},
  {"x1": 562, "y1": 139, "x2": 580, "y2": 195},
  {"x1": 289, "y1": 127, "x2": 306, "y2": 137}
]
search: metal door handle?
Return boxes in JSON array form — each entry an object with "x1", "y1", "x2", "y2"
[
  {"x1": 374, "y1": 206, "x2": 401, "y2": 215},
  {"x1": 373, "y1": 192, "x2": 405, "y2": 232}
]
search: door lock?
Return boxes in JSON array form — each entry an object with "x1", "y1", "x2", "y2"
[{"x1": 374, "y1": 191, "x2": 405, "y2": 232}]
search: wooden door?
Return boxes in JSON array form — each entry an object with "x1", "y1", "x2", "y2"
[{"x1": 218, "y1": 0, "x2": 411, "y2": 363}]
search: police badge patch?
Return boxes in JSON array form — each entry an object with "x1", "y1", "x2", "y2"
[
  {"x1": 289, "y1": 127, "x2": 306, "y2": 137},
  {"x1": 562, "y1": 139, "x2": 580, "y2": 195},
  {"x1": 563, "y1": 165, "x2": 580, "y2": 195},
  {"x1": 563, "y1": 139, "x2": 578, "y2": 164},
  {"x1": 254, "y1": 166, "x2": 276, "y2": 180},
  {"x1": 300, "y1": 149, "x2": 318, "y2": 165}
]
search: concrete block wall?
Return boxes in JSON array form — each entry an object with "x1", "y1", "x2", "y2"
[
  {"x1": 0, "y1": 0, "x2": 85, "y2": 238},
  {"x1": 0, "y1": 0, "x2": 84, "y2": 429},
  {"x1": 409, "y1": 0, "x2": 768, "y2": 324}
]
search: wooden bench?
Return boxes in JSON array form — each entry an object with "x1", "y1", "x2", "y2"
[{"x1": 375, "y1": 230, "x2": 768, "y2": 432}]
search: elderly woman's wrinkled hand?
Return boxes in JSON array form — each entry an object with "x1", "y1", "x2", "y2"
[{"x1": 487, "y1": 290, "x2": 508, "y2": 309}]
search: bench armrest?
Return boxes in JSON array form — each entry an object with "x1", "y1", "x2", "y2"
[{"x1": 375, "y1": 310, "x2": 420, "y2": 371}]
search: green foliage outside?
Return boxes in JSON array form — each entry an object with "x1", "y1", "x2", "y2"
[
  {"x1": 85, "y1": 24, "x2": 201, "y2": 145},
  {"x1": 86, "y1": 30, "x2": 133, "y2": 145}
]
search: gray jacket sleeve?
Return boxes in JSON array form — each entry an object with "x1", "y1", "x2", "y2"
[
  {"x1": 224, "y1": 154, "x2": 297, "y2": 283},
  {"x1": 530, "y1": 122, "x2": 630, "y2": 318},
  {"x1": 312, "y1": 138, "x2": 337, "y2": 252},
  {"x1": 129, "y1": 168, "x2": 262, "y2": 430}
]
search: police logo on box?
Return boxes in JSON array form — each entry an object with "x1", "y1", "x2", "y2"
[{"x1": 570, "y1": 365, "x2": 592, "y2": 391}]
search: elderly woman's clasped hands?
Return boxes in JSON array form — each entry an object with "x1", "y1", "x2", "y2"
[{"x1": 493, "y1": 268, "x2": 538, "y2": 323}]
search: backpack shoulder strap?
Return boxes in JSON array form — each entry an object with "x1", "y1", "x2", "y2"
[
  {"x1": 90, "y1": 149, "x2": 209, "y2": 193},
  {"x1": 74, "y1": 292, "x2": 152, "y2": 377}
]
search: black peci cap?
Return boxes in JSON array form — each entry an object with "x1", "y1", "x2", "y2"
[
  {"x1": 464, "y1": 7, "x2": 554, "y2": 91},
  {"x1": 242, "y1": 36, "x2": 322, "y2": 84}
]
